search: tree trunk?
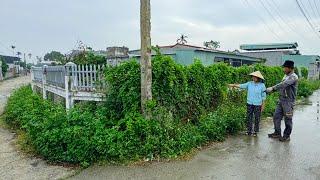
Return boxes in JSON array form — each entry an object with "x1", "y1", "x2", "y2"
[{"x1": 140, "y1": 0, "x2": 152, "y2": 119}]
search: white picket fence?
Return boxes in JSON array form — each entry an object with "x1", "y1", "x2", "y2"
[{"x1": 31, "y1": 62, "x2": 106, "y2": 109}]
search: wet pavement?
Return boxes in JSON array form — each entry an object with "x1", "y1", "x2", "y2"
[
  {"x1": 71, "y1": 90, "x2": 320, "y2": 180},
  {"x1": 0, "y1": 76, "x2": 76, "y2": 180}
]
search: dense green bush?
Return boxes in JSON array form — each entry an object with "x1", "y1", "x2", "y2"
[
  {"x1": 102, "y1": 56, "x2": 284, "y2": 122},
  {"x1": 4, "y1": 55, "x2": 320, "y2": 167},
  {"x1": 298, "y1": 79, "x2": 320, "y2": 97},
  {"x1": 5, "y1": 86, "x2": 205, "y2": 165}
]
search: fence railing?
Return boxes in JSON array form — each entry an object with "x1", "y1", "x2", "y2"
[
  {"x1": 71, "y1": 64, "x2": 105, "y2": 92},
  {"x1": 31, "y1": 63, "x2": 106, "y2": 92},
  {"x1": 31, "y1": 62, "x2": 106, "y2": 109}
]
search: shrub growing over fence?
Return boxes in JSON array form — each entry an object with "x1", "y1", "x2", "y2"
[{"x1": 4, "y1": 55, "x2": 320, "y2": 166}]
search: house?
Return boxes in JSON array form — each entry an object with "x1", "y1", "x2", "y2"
[
  {"x1": 130, "y1": 43, "x2": 262, "y2": 67},
  {"x1": 0, "y1": 55, "x2": 21, "y2": 69},
  {"x1": 239, "y1": 42, "x2": 299, "y2": 66},
  {"x1": 238, "y1": 42, "x2": 319, "y2": 79},
  {"x1": 0, "y1": 55, "x2": 21, "y2": 77}
]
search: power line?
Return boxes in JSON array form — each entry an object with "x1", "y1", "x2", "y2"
[
  {"x1": 294, "y1": 0, "x2": 320, "y2": 39},
  {"x1": 241, "y1": 0, "x2": 281, "y2": 40},
  {"x1": 299, "y1": 0, "x2": 318, "y2": 26},
  {"x1": 313, "y1": 0, "x2": 320, "y2": 21},
  {"x1": 306, "y1": 0, "x2": 320, "y2": 27},
  {"x1": 257, "y1": 0, "x2": 291, "y2": 35},
  {"x1": 265, "y1": 0, "x2": 307, "y2": 40}
]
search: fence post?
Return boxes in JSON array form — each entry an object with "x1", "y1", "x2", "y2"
[
  {"x1": 42, "y1": 65, "x2": 47, "y2": 99},
  {"x1": 65, "y1": 62, "x2": 76, "y2": 110},
  {"x1": 30, "y1": 66, "x2": 35, "y2": 91}
]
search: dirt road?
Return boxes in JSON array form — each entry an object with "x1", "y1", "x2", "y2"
[{"x1": 0, "y1": 76, "x2": 76, "y2": 180}]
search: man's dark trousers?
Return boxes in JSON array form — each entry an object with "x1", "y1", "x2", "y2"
[{"x1": 273, "y1": 100, "x2": 294, "y2": 137}]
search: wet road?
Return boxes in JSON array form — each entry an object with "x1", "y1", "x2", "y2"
[{"x1": 71, "y1": 90, "x2": 320, "y2": 180}]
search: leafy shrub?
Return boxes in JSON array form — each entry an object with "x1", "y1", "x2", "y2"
[
  {"x1": 298, "y1": 79, "x2": 320, "y2": 97},
  {"x1": 4, "y1": 55, "x2": 320, "y2": 167},
  {"x1": 300, "y1": 67, "x2": 308, "y2": 79}
]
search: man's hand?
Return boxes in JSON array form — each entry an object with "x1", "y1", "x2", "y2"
[{"x1": 266, "y1": 87, "x2": 273, "y2": 93}]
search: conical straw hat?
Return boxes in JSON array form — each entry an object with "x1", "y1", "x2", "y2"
[{"x1": 249, "y1": 71, "x2": 265, "y2": 80}]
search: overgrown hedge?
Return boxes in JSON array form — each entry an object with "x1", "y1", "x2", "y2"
[
  {"x1": 4, "y1": 55, "x2": 320, "y2": 166},
  {"x1": 104, "y1": 55, "x2": 284, "y2": 122}
]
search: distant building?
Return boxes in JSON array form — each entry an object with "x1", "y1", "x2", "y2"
[
  {"x1": 239, "y1": 42, "x2": 299, "y2": 66},
  {"x1": 130, "y1": 43, "x2": 262, "y2": 67},
  {"x1": 106, "y1": 46, "x2": 129, "y2": 66},
  {"x1": 0, "y1": 55, "x2": 21, "y2": 69},
  {"x1": 0, "y1": 55, "x2": 21, "y2": 77},
  {"x1": 239, "y1": 42, "x2": 319, "y2": 79}
]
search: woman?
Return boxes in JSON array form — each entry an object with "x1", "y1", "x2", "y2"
[{"x1": 228, "y1": 71, "x2": 266, "y2": 136}]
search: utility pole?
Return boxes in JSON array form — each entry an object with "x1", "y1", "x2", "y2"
[{"x1": 140, "y1": 0, "x2": 152, "y2": 119}]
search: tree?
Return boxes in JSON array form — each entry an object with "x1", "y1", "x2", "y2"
[
  {"x1": 203, "y1": 40, "x2": 220, "y2": 49},
  {"x1": 140, "y1": 0, "x2": 152, "y2": 118},
  {"x1": 44, "y1": 51, "x2": 65, "y2": 63},
  {"x1": 177, "y1": 34, "x2": 188, "y2": 44},
  {"x1": 71, "y1": 52, "x2": 105, "y2": 65}
]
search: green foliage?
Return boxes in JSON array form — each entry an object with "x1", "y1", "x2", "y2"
[
  {"x1": 298, "y1": 79, "x2": 320, "y2": 97},
  {"x1": 0, "y1": 57, "x2": 9, "y2": 77},
  {"x1": 300, "y1": 67, "x2": 308, "y2": 79},
  {"x1": 4, "y1": 55, "x2": 320, "y2": 167},
  {"x1": 44, "y1": 51, "x2": 65, "y2": 63},
  {"x1": 71, "y1": 52, "x2": 106, "y2": 65}
]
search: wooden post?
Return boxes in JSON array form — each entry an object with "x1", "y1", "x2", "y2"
[
  {"x1": 140, "y1": 0, "x2": 152, "y2": 119},
  {"x1": 42, "y1": 65, "x2": 47, "y2": 99}
]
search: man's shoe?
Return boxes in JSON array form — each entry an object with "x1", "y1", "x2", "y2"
[
  {"x1": 279, "y1": 136, "x2": 290, "y2": 142},
  {"x1": 268, "y1": 132, "x2": 281, "y2": 138},
  {"x1": 246, "y1": 132, "x2": 252, "y2": 136}
]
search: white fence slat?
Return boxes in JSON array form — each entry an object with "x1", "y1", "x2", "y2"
[
  {"x1": 78, "y1": 65, "x2": 82, "y2": 88},
  {"x1": 81, "y1": 65, "x2": 86, "y2": 90},
  {"x1": 90, "y1": 65, "x2": 93, "y2": 91},
  {"x1": 86, "y1": 64, "x2": 89, "y2": 91}
]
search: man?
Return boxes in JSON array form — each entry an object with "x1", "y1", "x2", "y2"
[{"x1": 266, "y1": 60, "x2": 298, "y2": 142}]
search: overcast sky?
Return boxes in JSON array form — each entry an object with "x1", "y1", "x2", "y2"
[{"x1": 1, "y1": 0, "x2": 320, "y2": 63}]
